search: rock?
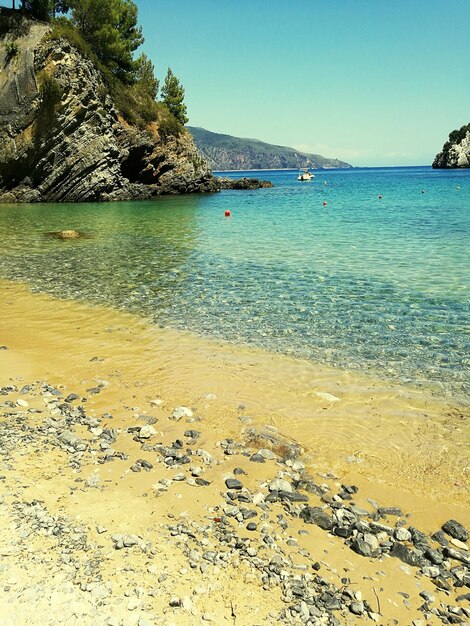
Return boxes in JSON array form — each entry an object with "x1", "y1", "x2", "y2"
[
  {"x1": 225, "y1": 478, "x2": 243, "y2": 490},
  {"x1": 48, "y1": 230, "x2": 82, "y2": 239},
  {"x1": 378, "y1": 507, "x2": 403, "y2": 517},
  {"x1": 257, "y1": 448, "x2": 277, "y2": 460},
  {"x1": 422, "y1": 566, "x2": 440, "y2": 578},
  {"x1": 245, "y1": 427, "x2": 303, "y2": 460},
  {"x1": 250, "y1": 453, "x2": 265, "y2": 463},
  {"x1": 138, "y1": 425, "x2": 157, "y2": 439},
  {"x1": 216, "y1": 177, "x2": 273, "y2": 190},
  {"x1": 419, "y1": 590, "x2": 435, "y2": 603},
  {"x1": 390, "y1": 543, "x2": 427, "y2": 568},
  {"x1": 351, "y1": 535, "x2": 380, "y2": 558},
  {"x1": 349, "y1": 601, "x2": 365, "y2": 615},
  {"x1": 443, "y1": 546, "x2": 470, "y2": 565},
  {"x1": 442, "y1": 519, "x2": 469, "y2": 542},
  {"x1": 269, "y1": 478, "x2": 293, "y2": 493},
  {"x1": 315, "y1": 392, "x2": 340, "y2": 403},
  {"x1": 170, "y1": 406, "x2": 193, "y2": 421},
  {"x1": 299, "y1": 507, "x2": 333, "y2": 531},
  {"x1": 395, "y1": 527, "x2": 412, "y2": 542}
]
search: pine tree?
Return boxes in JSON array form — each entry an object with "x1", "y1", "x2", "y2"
[{"x1": 161, "y1": 68, "x2": 188, "y2": 125}]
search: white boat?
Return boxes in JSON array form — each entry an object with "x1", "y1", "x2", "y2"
[{"x1": 297, "y1": 168, "x2": 314, "y2": 181}]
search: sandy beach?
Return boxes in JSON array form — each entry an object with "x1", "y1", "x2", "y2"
[{"x1": 1, "y1": 279, "x2": 469, "y2": 626}]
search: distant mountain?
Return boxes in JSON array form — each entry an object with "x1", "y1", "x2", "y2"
[{"x1": 188, "y1": 127, "x2": 352, "y2": 171}]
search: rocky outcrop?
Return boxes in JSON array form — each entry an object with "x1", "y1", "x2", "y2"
[
  {"x1": 216, "y1": 177, "x2": 273, "y2": 190},
  {"x1": 433, "y1": 123, "x2": 470, "y2": 168},
  {"x1": 0, "y1": 13, "x2": 218, "y2": 202}
]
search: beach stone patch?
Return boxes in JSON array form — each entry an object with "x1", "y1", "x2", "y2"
[{"x1": 2, "y1": 381, "x2": 470, "y2": 626}]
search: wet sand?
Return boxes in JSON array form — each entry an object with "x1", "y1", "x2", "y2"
[{"x1": 0, "y1": 279, "x2": 469, "y2": 625}]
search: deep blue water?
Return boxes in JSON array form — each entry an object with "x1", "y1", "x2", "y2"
[{"x1": 1, "y1": 166, "x2": 469, "y2": 402}]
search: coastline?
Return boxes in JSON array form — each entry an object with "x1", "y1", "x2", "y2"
[{"x1": 1, "y1": 279, "x2": 469, "y2": 625}]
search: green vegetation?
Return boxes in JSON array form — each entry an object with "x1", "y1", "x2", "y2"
[
  {"x1": 5, "y1": 40, "x2": 19, "y2": 58},
  {"x1": 15, "y1": 0, "x2": 187, "y2": 134},
  {"x1": 448, "y1": 123, "x2": 470, "y2": 145},
  {"x1": 161, "y1": 68, "x2": 188, "y2": 125},
  {"x1": 34, "y1": 69, "x2": 63, "y2": 140}
]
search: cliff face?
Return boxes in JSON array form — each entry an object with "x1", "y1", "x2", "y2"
[
  {"x1": 188, "y1": 127, "x2": 352, "y2": 171},
  {"x1": 433, "y1": 124, "x2": 470, "y2": 169},
  {"x1": 0, "y1": 14, "x2": 217, "y2": 202}
]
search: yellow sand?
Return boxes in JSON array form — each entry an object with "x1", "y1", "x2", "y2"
[{"x1": 1, "y1": 279, "x2": 469, "y2": 625}]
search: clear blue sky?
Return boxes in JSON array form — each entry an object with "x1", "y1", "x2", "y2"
[
  {"x1": 134, "y1": 0, "x2": 469, "y2": 167},
  {"x1": 2, "y1": 0, "x2": 467, "y2": 166}
]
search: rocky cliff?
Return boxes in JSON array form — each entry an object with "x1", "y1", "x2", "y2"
[
  {"x1": 0, "y1": 12, "x2": 217, "y2": 202},
  {"x1": 433, "y1": 123, "x2": 470, "y2": 169},
  {"x1": 188, "y1": 126, "x2": 352, "y2": 171}
]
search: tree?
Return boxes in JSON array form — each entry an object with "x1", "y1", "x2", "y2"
[
  {"x1": 20, "y1": 0, "x2": 50, "y2": 20},
  {"x1": 161, "y1": 68, "x2": 188, "y2": 125},
  {"x1": 68, "y1": 0, "x2": 143, "y2": 82},
  {"x1": 135, "y1": 53, "x2": 159, "y2": 99},
  {"x1": 20, "y1": 0, "x2": 69, "y2": 19}
]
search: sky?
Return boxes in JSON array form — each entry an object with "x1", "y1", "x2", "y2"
[
  {"x1": 133, "y1": 0, "x2": 470, "y2": 167},
  {"x1": 2, "y1": 0, "x2": 468, "y2": 166}
]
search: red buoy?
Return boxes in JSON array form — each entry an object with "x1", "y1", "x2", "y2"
[
  {"x1": 323, "y1": 201, "x2": 327, "y2": 206},
  {"x1": 224, "y1": 210, "x2": 231, "y2": 217}
]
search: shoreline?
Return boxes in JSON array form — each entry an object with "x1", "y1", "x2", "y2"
[{"x1": 1, "y1": 279, "x2": 469, "y2": 624}]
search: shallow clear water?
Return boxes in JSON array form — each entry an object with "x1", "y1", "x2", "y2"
[{"x1": 1, "y1": 166, "x2": 469, "y2": 401}]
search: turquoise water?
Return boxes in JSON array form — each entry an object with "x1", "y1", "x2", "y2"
[{"x1": 1, "y1": 166, "x2": 469, "y2": 402}]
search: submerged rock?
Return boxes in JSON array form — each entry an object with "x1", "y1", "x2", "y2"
[{"x1": 47, "y1": 230, "x2": 83, "y2": 240}]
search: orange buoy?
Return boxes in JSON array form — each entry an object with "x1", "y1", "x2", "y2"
[{"x1": 224, "y1": 210, "x2": 231, "y2": 217}]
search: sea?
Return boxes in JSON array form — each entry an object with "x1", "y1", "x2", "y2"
[{"x1": 1, "y1": 166, "x2": 469, "y2": 404}]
